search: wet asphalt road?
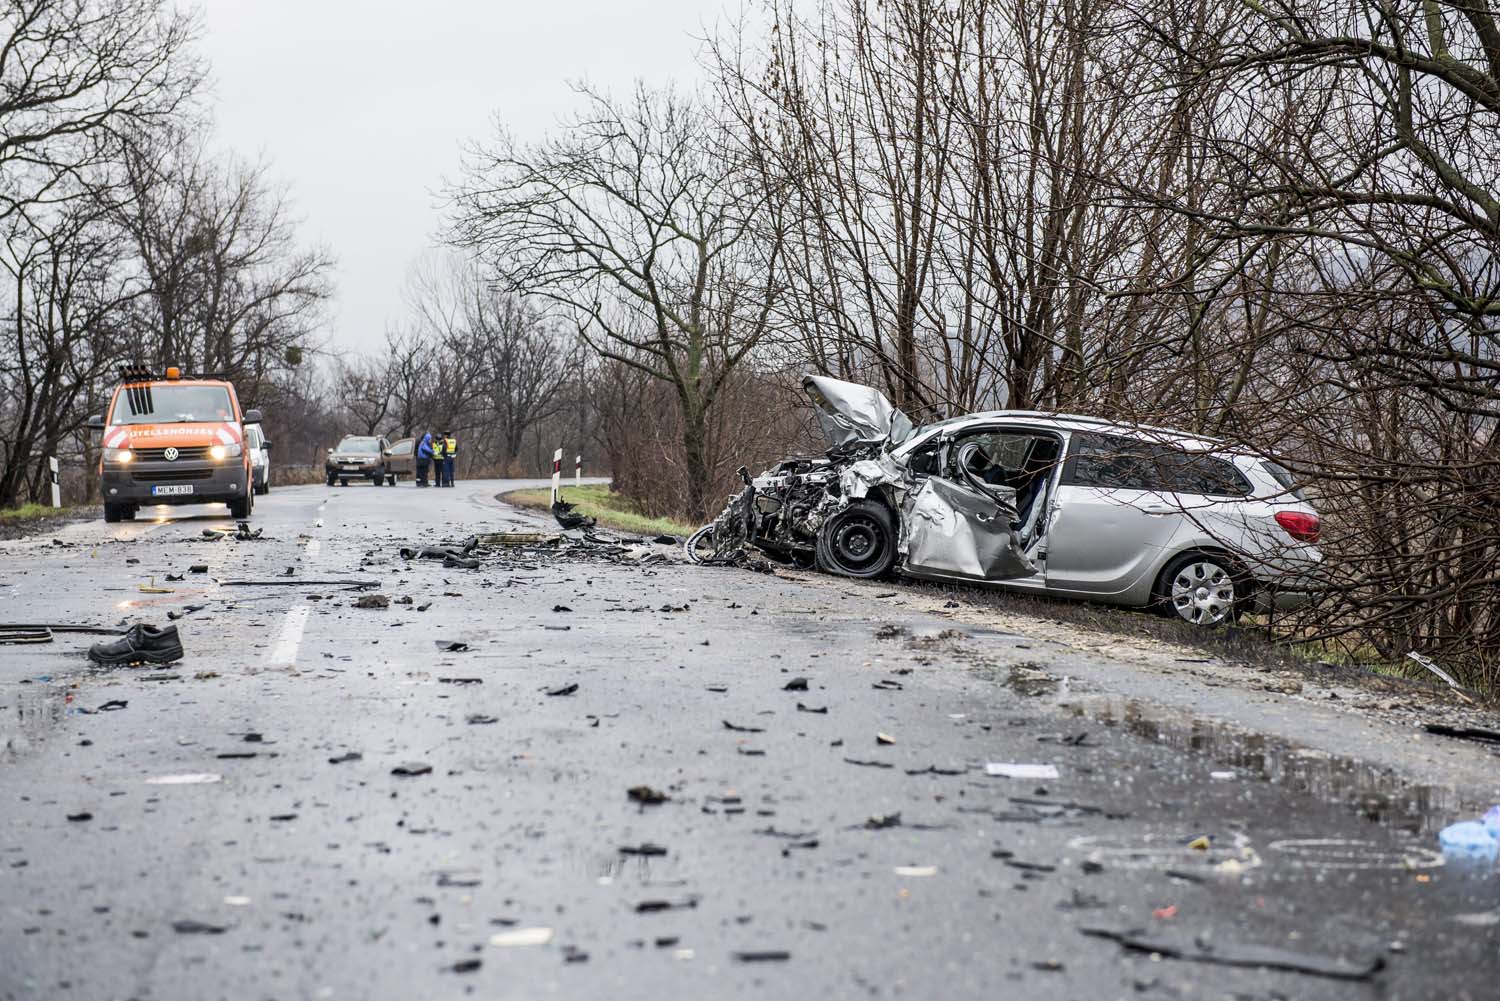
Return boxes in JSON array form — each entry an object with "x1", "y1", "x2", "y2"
[{"x1": 1, "y1": 480, "x2": 1497, "y2": 1001}]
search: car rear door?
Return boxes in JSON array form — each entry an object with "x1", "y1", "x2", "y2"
[{"x1": 1043, "y1": 431, "x2": 1183, "y2": 596}]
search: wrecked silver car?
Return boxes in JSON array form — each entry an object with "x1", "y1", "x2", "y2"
[{"x1": 689, "y1": 375, "x2": 1325, "y2": 626}]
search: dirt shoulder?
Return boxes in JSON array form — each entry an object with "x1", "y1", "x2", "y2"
[{"x1": 788, "y1": 570, "x2": 1500, "y2": 803}]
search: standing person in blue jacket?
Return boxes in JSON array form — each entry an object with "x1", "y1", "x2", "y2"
[{"x1": 416, "y1": 431, "x2": 435, "y2": 487}]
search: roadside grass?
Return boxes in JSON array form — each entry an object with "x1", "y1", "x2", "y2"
[
  {"x1": 1, "y1": 502, "x2": 61, "y2": 522},
  {"x1": 0, "y1": 501, "x2": 91, "y2": 539},
  {"x1": 499, "y1": 483, "x2": 698, "y2": 538}
]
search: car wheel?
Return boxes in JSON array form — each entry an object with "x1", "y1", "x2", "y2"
[
  {"x1": 228, "y1": 495, "x2": 251, "y2": 519},
  {"x1": 1157, "y1": 552, "x2": 1242, "y2": 627},
  {"x1": 104, "y1": 503, "x2": 124, "y2": 523},
  {"x1": 815, "y1": 500, "x2": 897, "y2": 579},
  {"x1": 122, "y1": 506, "x2": 138, "y2": 521},
  {"x1": 340, "y1": 479, "x2": 348, "y2": 487},
  {"x1": 326, "y1": 473, "x2": 336, "y2": 486}
]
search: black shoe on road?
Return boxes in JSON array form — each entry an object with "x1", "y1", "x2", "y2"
[{"x1": 87, "y1": 624, "x2": 184, "y2": 666}]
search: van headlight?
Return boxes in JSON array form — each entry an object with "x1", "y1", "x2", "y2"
[
  {"x1": 209, "y1": 443, "x2": 242, "y2": 461},
  {"x1": 103, "y1": 447, "x2": 133, "y2": 464}
]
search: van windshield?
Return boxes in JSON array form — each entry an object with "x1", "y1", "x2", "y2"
[{"x1": 110, "y1": 384, "x2": 234, "y2": 425}]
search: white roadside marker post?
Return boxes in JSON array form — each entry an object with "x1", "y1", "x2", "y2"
[
  {"x1": 49, "y1": 457, "x2": 61, "y2": 508},
  {"x1": 551, "y1": 448, "x2": 562, "y2": 504},
  {"x1": 574, "y1": 454, "x2": 581, "y2": 488}
]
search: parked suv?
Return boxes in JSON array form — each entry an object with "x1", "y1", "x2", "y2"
[
  {"x1": 325, "y1": 435, "x2": 392, "y2": 486},
  {"x1": 88, "y1": 367, "x2": 261, "y2": 522},
  {"x1": 691, "y1": 375, "x2": 1324, "y2": 626}
]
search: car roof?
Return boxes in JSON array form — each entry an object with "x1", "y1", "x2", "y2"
[{"x1": 908, "y1": 411, "x2": 1235, "y2": 454}]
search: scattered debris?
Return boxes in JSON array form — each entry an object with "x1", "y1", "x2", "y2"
[
  {"x1": 722, "y1": 719, "x2": 765, "y2": 733},
  {"x1": 1425, "y1": 723, "x2": 1500, "y2": 746},
  {"x1": 783, "y1": 677, "x2": 809, "y2": 691},
  {"x1": 619, "y1": 843, "x2": 668, "y2": 857},
  {"x1": 875, "y1": 732, "x2": 896, "y2": 745},
  {"x1": 984, "y1": 763, "x2": 1059, "y2": 780},
  {"x1": 1079, "y1": 927, "x2": 1385, "y2": 981},
  {"x1": 435, "y1": 641, "x2": 470, "y2": 653},
  {"x1": 171, "y1": 920, "x2": 229, "y2": 935},
  {"x1": 489, "y1": 927, "x2": 553, "y2": 947},
  {"x1": 327, "y1": 752, "x2": 362, "y2": 764},
  {"x1": 546, "y1": 683, "x2": 579, "y2": 697},
  {"x1": 628, "y1": 785, "x2": 669, "y2": 805},
  {"x1": 865, "y1": 813, "x2": 902, "y2": 829},
  {"x1": 391, "y1": 762, "x2": 433, "y2": 777},
  {"x1": 144, "y1": 773, "x2": 221, "y2": 785},
  {"x1": 353, "y1": 594, "x2": 390, "y2": 609},
  {"x1": 551, "y1": 499, "x2": 596, "y2": 530},
  {"x1": 732, "y1": 950, "x2": 791, "y2": 963},
  {"x1": 466, "y1": 714, "x2": 497, "y2": 725}
]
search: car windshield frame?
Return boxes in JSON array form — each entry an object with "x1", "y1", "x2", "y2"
[
  {"x1": 337, "y1": 437, "x2": 382, "y2": 455},
  {"x1": 109, "y1": 384, "x2": 235, "y2": 426}
]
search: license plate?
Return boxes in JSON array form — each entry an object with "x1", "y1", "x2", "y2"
[{"x1": 151, "y1": 484, "x2": 194, "y2": 497}]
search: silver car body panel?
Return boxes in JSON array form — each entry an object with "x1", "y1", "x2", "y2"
[
  {"x1": 900, "y1": 475, "x2": 1035, "y2": 580},
  {"x1": 803, "y1": 374, "x2": 914, "y2": 448}
]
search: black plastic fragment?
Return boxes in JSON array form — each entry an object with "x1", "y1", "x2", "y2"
[{"x1": 1079, "y1": 928, "x2": 1385, "y2": 981}]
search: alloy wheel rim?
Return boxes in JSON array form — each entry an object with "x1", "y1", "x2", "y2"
[{"x1": 1170, "y1": 561, "x2": 1235, "y2": 626}]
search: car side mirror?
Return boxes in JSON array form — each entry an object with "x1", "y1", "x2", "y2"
[
  {"x1": 326, "y1": 447, "x2": 333, "y2": 453},
  {"x1": 243, "y1": 409, "x2": 263, "y2": 424},
  {"x1": 263, "y1": 441, "x2": 273, "y2": 452},
  {"x1": 86, "y1": 414, "x2": 105, "y2": 433}
]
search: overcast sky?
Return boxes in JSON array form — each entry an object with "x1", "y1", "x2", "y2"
[{"x1": 197, "y1": 0, "x2": 719, "y2": 356}]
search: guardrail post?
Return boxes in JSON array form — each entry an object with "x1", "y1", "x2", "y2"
[
  {"x1": 574, "y1": 454, "x2": 581, "y2": 488},
  {"x1": 551, "y1": 448, "x2": 562, "y2": 504},
  {"x1": 49, "y1": 457, "x2": 61, "y2": 508}
]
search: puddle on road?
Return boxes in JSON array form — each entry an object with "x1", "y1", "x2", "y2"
[
  {"x1": 993, "y1": 663, "x2": 1478, "y2": 838},
  {"x1": 1, "y1": 679, "x2": 69, "y2": 759},
  {"x1": 1054, "y1": 690, "x2": 1473, "y2": 837}
]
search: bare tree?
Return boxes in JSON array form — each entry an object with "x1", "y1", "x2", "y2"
[{"x1": 448, "y1": 85, "x2": 789, "y2": 517}]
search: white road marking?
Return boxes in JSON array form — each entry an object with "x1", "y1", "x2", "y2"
[{"x1": 267, "y1": 604, "x2": 311, "y2": 668}]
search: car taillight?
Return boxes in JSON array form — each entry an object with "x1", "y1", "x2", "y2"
[{"x1": 1275, "y1": 511, "x2": 1320, "y2": 543}]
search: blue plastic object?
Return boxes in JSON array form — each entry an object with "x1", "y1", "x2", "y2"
[{"x1": 1439, "y1": 820, "x2": 1499, "y2": 863}]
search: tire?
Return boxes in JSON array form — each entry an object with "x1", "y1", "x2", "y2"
[
  {"x1": 228, "y1": 495, "x2": 252, "y2": 519},
  {"x1": 326, "y1": 472, "x2": 336, "y2": 486},
  {"x1": 340, "y1": 479, "x2": 348, "y2": 487},
  {"x1": 815, "y1": 500, "x2": 898, "y2": 579},
  {"x1": 104, "y1": 503, "x2": 124, "y2": 523},
  {"x1": 263, "y1": 478, "x2": 271, "y2": 494},
  {"x1": 122, "y1": 506, "x2": 138, "y2": 521},
  {"x1": 1155, "y1": 552, "x2": 1244, "y2": 627}
]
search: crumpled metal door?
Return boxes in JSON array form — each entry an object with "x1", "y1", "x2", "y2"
[{"x1": 901, "y1": 475, "x2": 1037, "y2": 580}]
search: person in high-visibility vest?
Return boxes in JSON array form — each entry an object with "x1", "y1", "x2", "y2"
[
  {"x1": 441, "y1": 430, "x2": 457, "y2": 487},
  {"x1": 431, "y1": 432, "x2": 446, "y2": 487}
]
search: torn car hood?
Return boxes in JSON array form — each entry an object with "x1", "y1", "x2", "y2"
[{"x1": 803, "y1": 374, "x2": 914, "y2": 448}]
